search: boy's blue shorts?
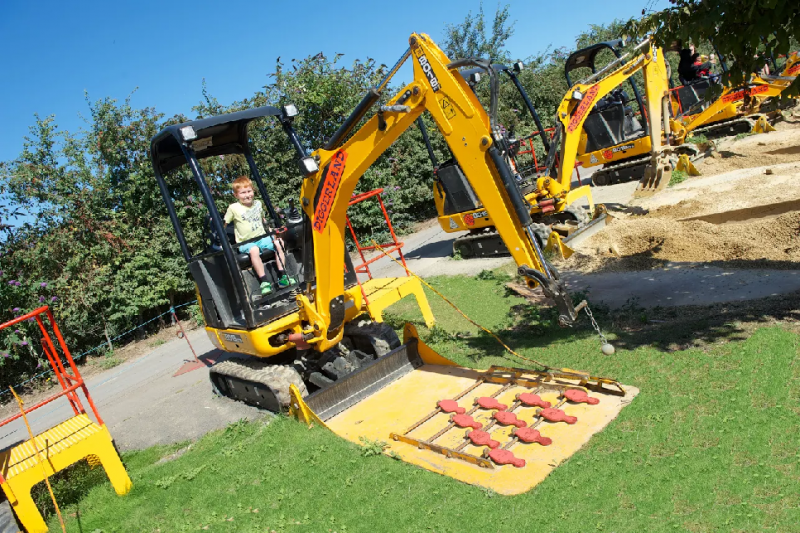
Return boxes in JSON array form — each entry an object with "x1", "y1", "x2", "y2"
[{"x1": 238, "y1": 236, "x2": 275, "y2": 254}]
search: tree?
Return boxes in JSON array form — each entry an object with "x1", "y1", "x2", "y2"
[
  {"x1": 628, "y1": 0, "x2": 800, "y2": 95},
  {"x1": 442, "y1": 2, "x2": 515, "y2": 62}
]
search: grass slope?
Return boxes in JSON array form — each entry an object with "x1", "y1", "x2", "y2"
[{"x1": 43, "y1": 271, "x2": 800, "y2": 532}]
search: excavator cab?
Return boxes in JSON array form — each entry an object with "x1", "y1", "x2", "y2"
[
  {"x1": 150, "y1": 106, "x2": 358, "y2": 332},
  {"x1": 667, "y1": 41, "x2": 726, "y2": 118},
  {"x1": 565, "y1": 40, "x2": 648, "y2": 155},
  {"x1": 563, "y1": 39, "x2": 655, "y2": 186}
]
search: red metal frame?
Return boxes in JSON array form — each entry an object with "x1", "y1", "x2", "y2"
[
  {"x1": 514, "y1": 128, "x2": 581, "y2": 186},
  {"x1": 669, "y1": 86, "x2": 686, "y2": 116},
  {"x1": 0, "y1": 306, "x2": 104, "y2": 464},
  {"x1": 345, "y1": 188, "x2": 409, "y2": 304}
]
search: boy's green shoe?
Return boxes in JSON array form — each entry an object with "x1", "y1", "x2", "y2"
[
  {"x1": 277, "y1": 274, "x2": 297, "y2": 288},
  {"x1": 260, "y1": 281, "x2": 273, "y2": 295}
]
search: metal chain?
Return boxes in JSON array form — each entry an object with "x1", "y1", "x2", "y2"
[{"x1": 583, "y1": 303, "x2": 609, "y2": 345}]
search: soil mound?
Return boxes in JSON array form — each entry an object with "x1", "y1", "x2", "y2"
[{"x1": 567, "y1": 211, "x2": 800, "y2": 272}]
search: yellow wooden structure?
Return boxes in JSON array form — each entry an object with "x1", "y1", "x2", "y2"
[
  {"x1": 1, "y1": 415, "x2": 131, "y2": 532},
  {"x1": 0, "y1": 306, "x2": 131, "y2": 532}
]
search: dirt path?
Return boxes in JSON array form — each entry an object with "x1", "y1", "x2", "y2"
[{"x1": 555, "y1": 115, "x2": 800, "y2": 310}]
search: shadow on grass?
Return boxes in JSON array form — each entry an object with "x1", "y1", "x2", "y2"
[{"x1": 386, "y1": 275, "x2": 800, "y2": 357}]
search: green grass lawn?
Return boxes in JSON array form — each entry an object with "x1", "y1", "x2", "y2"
[{"x1": 41, "y1": 270, "x2": 800, "y2": 532}]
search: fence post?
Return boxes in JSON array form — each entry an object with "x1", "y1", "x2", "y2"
[{"x1": 103, "y1": 321, "x2": 114, "y2": 353}]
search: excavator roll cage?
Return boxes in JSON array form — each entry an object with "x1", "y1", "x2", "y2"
[
  {"x1": 564, "y1": 39, "x2": 650, "y2": 163},
  {"x1": 151, "y1": 106, "x2": 326, "y2": 332}
]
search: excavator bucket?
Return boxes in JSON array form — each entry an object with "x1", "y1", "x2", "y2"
[
  {"x1": 675, "y1": 154, "x2": 701, "y2": 176},
  {"x1": 634, "y1": 158, "x2": 672, "y2": 198},
  {"x1": 752, "y1": 115, "x2": 776, "y2": 134},
  {"x1": 290, "y1": 324, "x2": 637, "y2": 495},
  {"x1": 545, "y1": 232, "x2": 574, "y2": 259}
]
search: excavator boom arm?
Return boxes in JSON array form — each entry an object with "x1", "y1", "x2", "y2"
[{"x1": 300, "y1": 33, "x2": 564, "y2": 351}]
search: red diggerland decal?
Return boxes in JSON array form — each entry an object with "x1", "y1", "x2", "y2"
[
  {"x1": 567, "y1": 85, "x2": 600, "y2": 132},
  {"x1": 463, "y1": 214, "x2": 475, "y2": 226},
  {"x1": 602, "y1": 149, "x2": 613, "y2": 161},
  {"x1": 788, "y1": 63, "x2": 800, "y2": 76},
  {"x1": 313, "y1": 150, "x2": 348, "y2": 234},
  {"x1": 722, "y1": 84, "x2": 769, "y2": 104}
]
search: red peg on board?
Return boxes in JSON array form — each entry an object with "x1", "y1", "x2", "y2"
[
  {"x1": 437, "y1": 399, "x2": 466, "y2": 414},
  {"x1": 487, "y1": 448, "x2": 526, "y2": 468},
  {"x1": 476, "y1": 396, "x2": 508, "y2": 411},
  {"x1": 517, "y1": 392, "x2": 551, "y2": 408},
  {"x1": 467, "y1": 430, "x2": 501, "y2": 449},
  {"x1": 562, "y1": 389, "x2": 600, "y2": 405},
  {"x1": 493, "y1": 410, "x2": 527, "y2": 427},
  {"x1": 539, "y1": 407, "x2": 577, "y2": 424},
  {"x1": 451, "y1": 413, "x2": 482, "y2": 429},
  {"x1": 514, "y1": 427, "x2": 553, "y2": 446}
]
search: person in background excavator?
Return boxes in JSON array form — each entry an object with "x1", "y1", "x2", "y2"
[{"x1": 678, "y1": 44, "x2": 715, "y2": 83}]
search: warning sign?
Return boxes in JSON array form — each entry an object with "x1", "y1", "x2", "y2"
[{"x1": 441, "y1": 97, "x2": 456, "y2": 119}]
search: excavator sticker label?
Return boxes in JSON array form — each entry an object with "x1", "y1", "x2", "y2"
[
  {"x1": 722, "y1": 84, "x2": 768, "y2": 104},
  {"x1": 418, "y1": 53, "x2": 441, "y2": 92},
  {"x1": 788, "y1": 63, "x2": 800, "y2": 76},
  {"x1": 567, "y1": 85, "x2": 600, "y2": 132},
  {"x1": 441, "y1": 97, "x2": 457, "y2": 118},
  {"x1": 604, "y1": 143, "x2": 635, "y2": 160},
  {"x1": 313, "y1": 150, "x2": 348, "y2": 234}
]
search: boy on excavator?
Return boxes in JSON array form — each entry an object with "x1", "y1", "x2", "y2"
[{"x1": 224, "y1": 176, "x2": 296, "y2": 295}]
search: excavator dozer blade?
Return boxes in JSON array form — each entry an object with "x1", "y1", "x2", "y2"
[
  {"x1": 290, "y1": 324, "x2": 637, "y2": 495},
  {"x1": 563, "y1": 212, "x2": 611, "y2": 249}
]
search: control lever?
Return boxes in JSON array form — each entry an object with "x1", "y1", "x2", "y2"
[{"x1": 286, "y1": 198, "x2": 302, "y2": 221}]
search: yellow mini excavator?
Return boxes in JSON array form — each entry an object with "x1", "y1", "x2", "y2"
[
  {"x1": 415, "y1": 61, "x2": 597, "y2": 258},
  {"x1": 666, "y1": 44, "x2": 793, "y2": 142},
  {"x1": 557, "y1": 38, "x2": 680, "y2": 195},
  {"x1": 151, "y1": 33, "x2": 634, "y2": 494}
]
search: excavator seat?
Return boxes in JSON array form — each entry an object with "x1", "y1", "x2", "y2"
[
  {"x1": 437, "y1": 159, "x2": 483, "y2": 215},
  {"x1": 584, "y1": 89, "x2": 646, "y2": 153},
  {"x1": 212, "y1": 224, "x2": 279, "y2": 270},
  {"x1": 674, "y1": 78, "x2": 714, "y2": 115},
  {"x1": 234, "y1": 246, "x2": 276, "y2": 269}
]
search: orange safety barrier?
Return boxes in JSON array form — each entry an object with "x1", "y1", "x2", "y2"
[{"x1": 346, "y1": 188, "x2": 409, "y2": 288}]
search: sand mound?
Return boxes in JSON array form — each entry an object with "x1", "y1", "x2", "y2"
[{"x1": 566, "y1": 211, "x2": 800, "y2": 272}]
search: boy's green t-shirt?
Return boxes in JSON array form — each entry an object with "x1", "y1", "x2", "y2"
[{"x1": 224, "y1": 200, "x2": 267, "y2": 243}]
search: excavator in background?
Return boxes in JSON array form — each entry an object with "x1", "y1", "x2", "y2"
[
  {"x1": 567, "y1": 39, "x2": 792, "y2": 188},
  {"x1": 556, "y1": 38, "x2": 678, "y2": 195},
  {"x1": 151, "y1": 32, "x2": 633, "y2": 494},
  {"x1": 560, "y1": 39, "x2": 691, "y2": 187},
  {"x1": 666, "y1": 43, "x2": 793, "y2": 141},
  {"x1": 416, "y1": 61, "x2": 597, "y2": 258}
]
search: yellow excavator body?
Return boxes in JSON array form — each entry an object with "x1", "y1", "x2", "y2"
[{"x1": 288, "y1": 33, "x2": 634, "y2": 492}]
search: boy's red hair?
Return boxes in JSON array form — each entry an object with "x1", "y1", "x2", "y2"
[{"x1": 232, "y1": 176, "x2": 253, "y2": 192}]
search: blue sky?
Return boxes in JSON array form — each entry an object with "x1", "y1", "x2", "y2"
[{"x1": 0, "y1": 0, "x2": 667, "y2": 164}]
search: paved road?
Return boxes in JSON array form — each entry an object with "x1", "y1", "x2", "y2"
[
  {"x1": 0, "y1": 330, "x2": 262, "y2": 452},
  {"x1": 564, "y1": 264, "x2": 800, "y2": 309}
]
